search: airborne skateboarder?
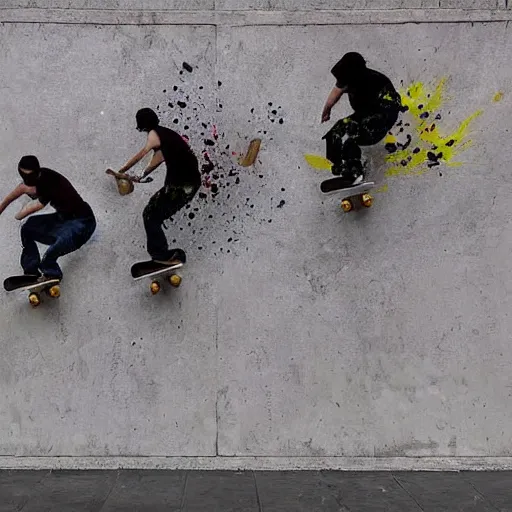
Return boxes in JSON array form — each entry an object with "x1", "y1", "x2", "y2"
[
  {"x1": 0, "y1": 155, "x2": 96, "y2": 283},
  {"x1": 110, "y1": 108, "x2": 200, "y2": 265},
  {"x1": 321, "y1": 52, "x2": 402, "y2": 187}
]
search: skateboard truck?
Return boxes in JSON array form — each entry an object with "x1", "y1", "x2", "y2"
[
  {"x1": 150, "y1": 273, "x2": 182, "y2": 295},
  {"x1": 4, "y1": 275, "x2": 61, "y2": 307},
  {"x1": 341, "y1": 192, "x2": 373, "y2": 212},
  {"x1": 131, "y1": 259, "x2": 184, "y2": 296},
  {"x1": 28, "y1": 282, "x2": 61, "y2": 307}
]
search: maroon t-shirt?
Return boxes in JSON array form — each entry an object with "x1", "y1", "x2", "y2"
[{"x1": 35, "y1": 168, "x2": 93, "y2": 218}]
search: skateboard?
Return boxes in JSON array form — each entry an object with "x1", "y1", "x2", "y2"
[
  {"x1": 320, "y1": 177, "x2": 375, "y2": 212},
  {"x1": 106, "y1": 168, "x2": 153, "y2": 196},
  {"x1": 131, "y1": 251, "x2": 185, "y2": 295},
  {"x1": 4, "y1": 275, "x2": 61, "y2": 307},
  {"x1": 304, "y1": 153, "x2": 375, "y2": 213}
]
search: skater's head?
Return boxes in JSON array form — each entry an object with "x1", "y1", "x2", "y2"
[
  {"x1": 331, "y1": 52, "x2": 367, "y2": 87},
  {"x1": 18, "y1": 155, "x2": 41, "y2": 186},
  {"x1": 136, "y1": 108, "x2": 160, "y2": 132}
]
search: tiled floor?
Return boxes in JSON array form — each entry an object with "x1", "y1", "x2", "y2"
[{"x1": 1, "y1": 470, "x2": 512, "y2": 511}]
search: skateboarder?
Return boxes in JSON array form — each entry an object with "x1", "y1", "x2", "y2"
[
  {"x1": 0, "y1": 155, "x2": 96, "y2": 281},
  {"x1": 321, "y1": 52, "x2": 402, "y2": 187},
  {"x1": 110, "y1": 108, "x2": 200, "y2": 265}
]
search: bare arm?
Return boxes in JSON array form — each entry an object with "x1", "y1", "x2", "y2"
[
  {"x1": 321, "y1": 86, "x2": 346, "y2": 123},
  {"x1": 0, "y1": 183, "x2": 34, "y2": 216},
  {"x1": 116, "y1": 130, "x2": 161, "y2": 174},
  {"x1": 15, "y1": 200, "x2": 45, "y2": 221},
  {"x1": 138, "y1": 150, "x2": 164, "y2": 180}
]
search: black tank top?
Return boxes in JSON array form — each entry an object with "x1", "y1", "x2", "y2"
[{"x1": 153, "y1": 126, "x2": 200, "y2": 186}]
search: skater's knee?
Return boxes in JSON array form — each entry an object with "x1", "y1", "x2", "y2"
[{"x1": 20, "y1": 218, "x2": 37, "y2": 239}]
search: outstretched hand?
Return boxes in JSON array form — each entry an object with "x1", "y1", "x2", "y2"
[
  {"x1": 106, "y1": 168, "x2": 139, "y2": 182},
  {"x1": 321, "y1": 106, "x2": 331, "y2": 123}
]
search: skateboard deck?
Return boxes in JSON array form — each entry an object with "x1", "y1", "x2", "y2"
[
  {"x1": 320, "y1": 178, "x2": 375, "y2": 196},
  {"x1": 4, "y1": 275, "x2": 61, "y2": 307},
  {"x1": 305, "y1": 154, "x2": 375, "y2": 213},
  {"x1": 131, "y1": 251, "x2": 186, "y2": 295}
]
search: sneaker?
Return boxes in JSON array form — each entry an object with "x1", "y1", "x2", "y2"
[
  {"x1": 154, "y1": 257, "x2": 183, "y2": 267},
  {"x1": 344, "y1": 160, "x2": 365, "y2": 186},
  {"x1": 154, "y1": 248, "x2": 186, "y2": 266},
  {"x1": 38, "y1": 275, "x2": 61, "y2": 283},
  {"x1": 352, "y1": 174, "x2": 364, "y2": 186},
  {"x1": 331, "y1": 161, "x2": 365, "y2": 187}
]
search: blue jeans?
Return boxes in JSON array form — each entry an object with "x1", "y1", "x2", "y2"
[{"x1": 20, "y1": 213, "x2": 96, "y2": 279}]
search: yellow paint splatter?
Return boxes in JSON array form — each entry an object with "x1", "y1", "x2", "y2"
[
  {"x1": 419, "y1": 110, "x2": 482, "y2": 162},
  {"x1": 375, "y1": 184, "x2": 389, "y2": 193},
  {"x1": 385, "y1": 78, "x2": 482, "y2": 177},
  {"x1": 400, "y1": 78, "x2": 447, "y2": 128},
  {"x1": 493, "y1": 91, "x2": 504, "y2": 103},
  {"x1": 304, "y1": 153, "x2": 332, "y2": 171}
]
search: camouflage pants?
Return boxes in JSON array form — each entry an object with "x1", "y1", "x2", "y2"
[
  {"x1": 323, "y1": 107, "x2": 400, "y2": 177},
  {"x1": 143, "y1": 182, "x2": 199, "y2": 261}
]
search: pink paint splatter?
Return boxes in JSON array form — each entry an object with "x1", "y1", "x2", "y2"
[{"x1": 212, "y1": 124, "x2": 218, "y2": 140}]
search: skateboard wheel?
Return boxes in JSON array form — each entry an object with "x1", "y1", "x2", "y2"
[
  {"x1": 48, "y1": 285, "x2": 60, "y2": 298},
  {"x1": 341, "y1": 199, "x2": 353, "y2": 212},
  {"x1": 150, "y1": 281, "x2": 161, "y2": 295},
  {"x1": 29, "y1": 292, "x2": 41, "y2": 307},
  {"x1": 169, "y1": 274, "x2": 182, "y2": 288},
  {"x1": 361, "y1": 193, "x2": 373, "y2": 208}
]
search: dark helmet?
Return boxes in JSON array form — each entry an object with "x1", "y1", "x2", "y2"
[
  {"x1": 136, "y1": 108, "x2": 160, "y2": 132},
  {"x1": 331, "y1": 52, "x2": 366, "y2": 84}
]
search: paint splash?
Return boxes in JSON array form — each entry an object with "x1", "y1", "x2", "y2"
[
  {"x1": 385, "y1": 78, "x2": 482, "y2": 177},
  {"x1": 493, "y1": 91, "x2": 504, "y2": 103},
  {"x1": 304, "y1": 153, "x2": 332, "y2": 171},
  {"x1": 156, "y1": 76, "x2": 287, "y2": 257}
]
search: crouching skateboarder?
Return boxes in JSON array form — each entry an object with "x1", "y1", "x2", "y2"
[
  {"x1": 0, "y1": 155, "x2": 96, "y2": 285},
  {"x1": 110, "y1": 108, "x2": 201, "y2": 267},
  {"x1": 321, "y1": 52, "x2": 402, "y2": 188}
]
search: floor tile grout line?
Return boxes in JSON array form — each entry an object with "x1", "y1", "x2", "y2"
[
  {"x1": 180, "y1": 471, "x2": 189, "y2": 511},
  {"x1": 18, "y1": 469, "x2": 52, "y2": 512},
  {"x1": 253, "y1": 470, "x2": 263, "y2": 512},
  {"x1": 97, "y1": 469, "x2": 120, "y2": 512},
  {"x1": 462, "y1": 476, "x2": 501, "y2": 512},
  {"x1": 391, "y1": 474, "x2": 425, "y2": 512}
]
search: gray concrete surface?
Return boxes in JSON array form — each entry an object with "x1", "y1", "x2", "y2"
[
  {"x1": 0, "y1": 3, "x2": 511, "y2": 469},
  {"x1": 3, "y1": 470, "x2": 512, "y2": 511}
]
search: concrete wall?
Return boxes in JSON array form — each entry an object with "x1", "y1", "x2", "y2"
[{"x1": 0, "y1": 2, "x2": 511, "y2": 469}]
